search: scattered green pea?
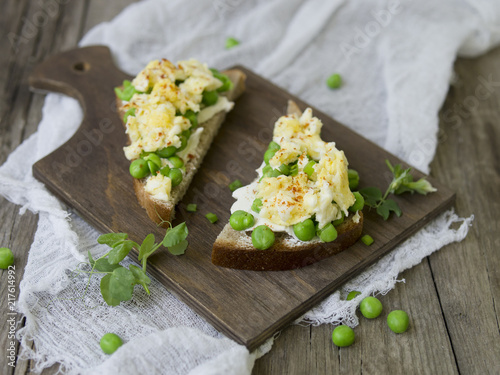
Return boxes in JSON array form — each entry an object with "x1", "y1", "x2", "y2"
[
  {"x1": 177, "y1": 134, "x2": 188, "y2": 152},
  {"x1": 229, "y1": 179, "x2": 243, "y2": 192},
  {"x1": 168, "y1": 168, "x2": 183, "y2": 187},
  {"x1": 361, "y1": 234, "x2": 374, "y2": 246},
  {"x1": 332, "y1": 325, "x2": 355, "y2": 347},
  {"x1": 229, "y1": 210, "x2": 255, "y2": 231},
  {"x1": 160, "y1": 165, "x2": 171, "y2": 177},
  {"x1": 346, "y1": 291, "x2": 361, "y2": 301},
  {"x1": 100, "y1": 333, "x2": 123, "y2": 354},
  {"x1": 0, "y1": 247, "x2": 14, "y2": 269},
  {"x1": 251, "y1": 225, "x2": 275, "y2": 250},
  {"x1": 168, "y1": 156, "x2": 184, "y2": 168},
  {"x1": 147, "y1": 160, "x2": 160, "y2": 175},
  {"x1": 202, "y1": 90, "x2": 219, "y2": 106},
  {"x1": 317, "y1": 223, "x2": 338, "y2": 242},
  {"x1": 157, "y1": 146, "x2": 177, "y2": 158},
  {"x1": 349, "y1": 192, "x2": 365, "y2": 213},
  {"x1": 205, "y1": 212, "x2": 218, "y2": 224},
  {"x1": 326, "y1": 73, "x2": 342, "y2": 89},
  {"x1": 348, "y1": 169, "x2": 359, "y2": 190},
  {"x1": 183, "y1": 110, "x2": 198, "y2": 128},
  {"x1": 387, "y1": 310, "x2": 410, "y2": 333},
  {"x1": 144, "y1": 153, "x2": 161, "y2": 168},
  {"x1": 210, "y1": 69, "x2": 233, "y2": 92},
  {"x1": 251, "y1": 198, "x2": 263, "y2": 213},
  {"x1": 225, "y1": 37, "x2": 240, "y2": 49},
  {"x1": 332, "y1": 211, "x2": 345, "y2": 226},
  {"x1": 359, "y1": 296, "x2": 383, "y2": 319},
  {"x1": 115, "y1": 80, "x2": 140, "y2": 101},
  {"x1": 129, "y1": 159, "x2": 149, "y2": 179},
  {"x1": 293, "y1": 218, "x2": 316, "y2": 241},
  {"x1": 186, "y1": 204, "x2": 197, "y2": 212}
]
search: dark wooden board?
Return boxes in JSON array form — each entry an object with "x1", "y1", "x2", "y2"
[{"x1": 29, "y1": 46, "x2": 455, "y2": 350}]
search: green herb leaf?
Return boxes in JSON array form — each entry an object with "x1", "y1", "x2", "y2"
[
  {"x1": 163, "y1": 222, "x2": 188, "y2": 247},
  {"x1": 94, "y1": 258, "x2": 122, "y2": 273},
  {"x1": 376, "y1": 199, "x2": 402, "y2": 220},
  {"x1": 138, "y1": 233, "x2": 155, "y2": 261},
  {"x1": 108, "y1": 240, "x2": 135, "y2": 265},
  {"x1": 359, "y1": 187, "x2": 383, "y2": 207},
  {"x1": 404, "y1": 178, "x2": 437, "y2": 195},
  {"x1": 88, "y1": 251, "x2": 94, "y2": 265},
  {"x1": 98, "y1": 233, "x2": 128, "y2": 247},
  {"x1": 129, "y1": 265, "x2": 151, "y2": 295},
  {"x1": 108, "y1": 267, "x2": 135, "y2": 303},
  {"x1": 168, "y1": 239, "x2": 188, "y2": 255},
  {"x1": 100, "y1": 274, "x2": 121, "y2": 306}
]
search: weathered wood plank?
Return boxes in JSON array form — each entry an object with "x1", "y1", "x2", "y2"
[
  {"x1": 82, "y1": 0, "x2": 138, "y2": 35},
  {"x1": 253, "y1": 261, "x2": 459, "y2": 374},
  {"x1": 429, "y1": 46, "x2": 500, "y2": 375}
]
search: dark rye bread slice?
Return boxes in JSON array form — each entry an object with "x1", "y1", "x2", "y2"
[
  {"x1": 211, "y1": 212, "x2": 363, "y2": 271},
  {"x1": 117, "y1": 69, "x2": 246, "y2": 227},
  {"x1": 211, "y1": 99, "x2": 363, "y2": 270}
]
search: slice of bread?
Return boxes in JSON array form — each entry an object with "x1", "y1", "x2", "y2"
[
  {"x1": 211, "y1": 100, "x2": 363, "y2": 271},
  {"x1": 117, "y1": 69, "x2": 246, "y2": 227},
  {"x1": 211, "y1": 212, "x2": 363, "y2": 271}
]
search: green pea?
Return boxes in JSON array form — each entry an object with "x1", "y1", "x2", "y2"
[
  {"x1": 177, "y1": 134, "x2": 188, "y2": 152},
  {"x1": 359, "y1": 297, "x2": 383, "y2": 319},
  {"x1": 160, "y1": 165, "x2": 171, "y2": 177},
  {"x1": 100, "y1": 333, "x2": 123, "y2": 354},
  {"x1": 251, "y1": 198, "x2": 263, "y2": 213},
  {"x1": 387, "y1": 310, "x2": 409, "y2": 333},
  {"x1": 143, "y1": 153, "x2": 161, "y2": 168},
  {"x1": 332, "y1": 211, "x2": 345, "y2": 226},
  {"x1": 183, "y1": 110, "x2": 198, "y2": 128},
  {"x1": 304, "y1": 160, "x2": 316, "y2": 178},
  {"x1": 251, "y1": 225, "x2": 275, "y2": 250},
  {"x1": 123, "y1": 107, "x2": 136, "y2": 123},
  {"x1": 205, "y1": 212, "x2": 218, "y2": 223},
  {"x1": 229, "y1": 179, "x2": 243, "y2": 192},
  {"x1": 268, "y1": 141, "x2": 280, "y2": 151},
  {"x1": 264, "y1": 148, "x2": 277, "y2": 164},
  {"x1": 326, "y1": 73, "x2": 342, "y2": 89},
  {"x1": 346, "y1": 291, "x2": 361, "y2": 301},
  {"x1": 225, "y1": 37, "x2": 240, "y2": 49},
  {"x1": 148, "y1": 160, "x2": 160, "y2": 175},
  {"x1": 202, "y1": 90, "x2": 219, "y2": 106},
  {"x1": 331, "y1": 325, "x2": 355, "y2": 347},
  {"x1": 361, "y1": 234, "x2": 374, "y2": 246},
  {"x1": 168, "y1": 156, "x2": 184, "y2": 168},
  {"x1": 293, "y1": 218, "x2": 316, "y2": 241},
  {"x1": 229, "y1": 210, "x2": 255, "y2": 231},
  {"x1": 349, "y1": 192, "x2": 365, "y2": 212},
  {"x1": 129, "y1": 159, "x2": 149, "y2": 179},
  {"x1": 210, "y1": 69, "x2": 234, "y2": 92},
  {"x1": 317, "y1": 223, "x2": 338, "y2": 242},
  {"x1": 157, "y1": 146, "x2": 177, "y2": 158},
  {"x1": 348, "y1": 169, "x2": 359, "y2": 190},
  {"x1": 186, "y1": 203, "x2": 197, "y2": 212},
  {"x1": 114, "y1": 80, "x2": 140, "y2": 101},
  {"x1": 0, "y1": 247, "x2": 14, "y2": 269},
  {"x1": 168, "y1": 168, "x2": 183, "y2": 187},
  {"x1": 278, "y1": 164, "x2": 290, "y2": 175}
]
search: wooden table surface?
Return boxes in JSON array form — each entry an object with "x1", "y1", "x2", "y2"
[{"x1": 1, "y1": 1, "x2": 499, "y2": 374}]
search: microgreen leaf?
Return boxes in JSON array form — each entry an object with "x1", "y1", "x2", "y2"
[
  {"x1": 404, "y1": 178, "x2": 437, "y2": 195},
  {"x1": 108, "y1": 240, "x2": 135, "y2": 265},
  {"x1": 108, "y1": 267, "x2": 135, "y2": 303},
  {"x1": 376, "y1": 199, "x2": 402, "y2": 220},
  {"x1": 359, "y1": 187, "x2": 383, "y2": 207},
  {"x1": 100, "y1": 274, "x2": 121, "y2": 306},
  {"x1": 98, "y1": 233, "x2": 128, "y2": 247},
  {"x1": 88, "y1": 251, "x2": 95, "y2": 265},
  {"x1": 94, "y1": 258, "x2": 122, "y2": 273},
  {"x1": 168, "y1": 239, "x2": 188, "y2": 256},
  {"x1": 138, "y1": 233, "x2": 155, "y2": 261},
  {"x1": 129, "y1": 265, "x2": 151, "y2": 295},
  {"x1": 163, "y1": 222, "x2": 188, "y2": 247}
]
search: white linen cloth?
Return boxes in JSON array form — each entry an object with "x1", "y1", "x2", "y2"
[{"x1": 1, "y1": 0, "x2": 497, "y2": 373}]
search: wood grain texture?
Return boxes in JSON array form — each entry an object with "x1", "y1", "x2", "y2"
[
  {"x1": 28, "y1": 46, "x2": 454, "y2": 350},
  {"x1": 0, "y1": 1, "x2": 498, "y2": 374}
]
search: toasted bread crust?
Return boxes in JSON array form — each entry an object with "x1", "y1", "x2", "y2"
[
  {"x1": 212, "y1": 212, "x2": 363, "y2": 271},
  {"x1": 118, "y1": 69, "x2": 246, "y2": 227}
]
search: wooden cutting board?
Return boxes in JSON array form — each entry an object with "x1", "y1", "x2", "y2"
[{"x1": 30, "y1": 46, "x2": 455, "y2": 350}]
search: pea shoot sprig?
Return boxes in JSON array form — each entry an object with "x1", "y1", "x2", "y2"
[
  {"x1": 83, "y1": 222, "x2": 188, "y2": 306},
  {"x1": 359, "y1": 160, "x2": 437, "y2": 220}
]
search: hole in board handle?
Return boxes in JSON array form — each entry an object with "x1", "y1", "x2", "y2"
[{"x1": 73, "y1": 62, "x2": 90, "y2": 73}]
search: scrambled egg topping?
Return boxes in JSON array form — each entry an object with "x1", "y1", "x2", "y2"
[
  {"x1": 123, "y1": 59, "x2": 222, "y2": 160},
  {"x1": 256, "y1": 109, "x2": 355, "y2": 229}
]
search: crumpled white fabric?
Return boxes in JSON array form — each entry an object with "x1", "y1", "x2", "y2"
[{"x1": 1, "y1": 0, "x2": 497, "y2": 373}]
